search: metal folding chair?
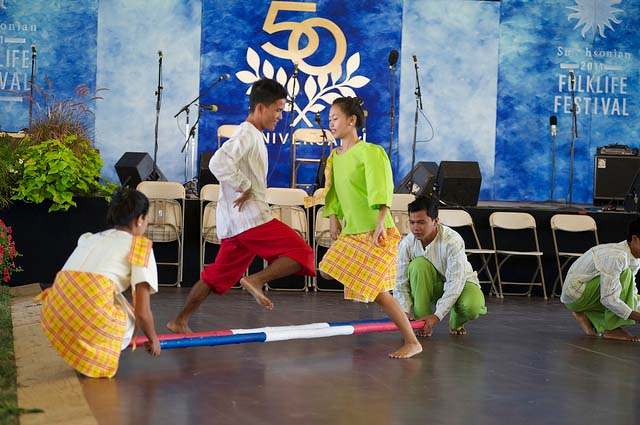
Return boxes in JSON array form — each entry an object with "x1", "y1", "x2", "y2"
[
  {"x1": 439, "y1": 209, "x2": 500, "y2": 297},
  {"x1": 489, "y1": 212, "x2": 547, "y2": 299},
  {"x1": 550, "y1": 214, "x2": 599, "y2": 297},
  {"x1": 136, "y1": 181, "x2": 186, "y2": 287}
]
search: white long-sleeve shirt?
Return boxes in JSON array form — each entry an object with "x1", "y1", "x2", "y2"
[
  {"x1": 394, "y1": 224, "x2": 479, "y2": 320},
  {"x1": 561, "y1": 241, "x2": 640, "y2": 319},
  {"x1": 209, "y1": 121, "x2": 272, "y2": 239}
]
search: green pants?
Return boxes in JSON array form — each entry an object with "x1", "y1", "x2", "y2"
[
  {"x1": 566, "y1": 268, "x2": 637, "y2": 334},
  {"x1": 408, "y1": 257, "x2": 487, "y2": 330}
]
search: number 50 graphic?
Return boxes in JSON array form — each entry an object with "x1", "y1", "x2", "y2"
[{"x1": 261, "y1": 1, "x2": 347, "y2": 76}]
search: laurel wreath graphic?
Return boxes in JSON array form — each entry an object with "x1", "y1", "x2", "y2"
[{"x1": 236, "y1": 47, "x2": 370, "y2": 127}]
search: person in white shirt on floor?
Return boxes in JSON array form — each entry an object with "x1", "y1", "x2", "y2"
[
  {"x1": 167, "y1": 78, "x2": 315, "y2": 334},
  {"x1": 561, "y1": 218, "x2": 640, "y2": 342},
  {"x1": 394, "y1": 196, "x2": 487, "y2": 337}
]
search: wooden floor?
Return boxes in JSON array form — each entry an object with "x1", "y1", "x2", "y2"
[{"x1": 78, "y1": 289, "x2": 640, "y2": 425}]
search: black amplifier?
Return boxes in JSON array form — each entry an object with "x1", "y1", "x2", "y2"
[{"x1": 596, "y1": 144, "x2": 638, "y2": 156}]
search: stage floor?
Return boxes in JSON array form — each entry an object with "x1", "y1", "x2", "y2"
[{"x1": 77, "y1": 289, "x2": 639, "y2": 425}]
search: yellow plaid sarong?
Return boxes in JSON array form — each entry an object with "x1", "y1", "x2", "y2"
[
  {"x1": 39, "y1": 270, "x2": 127, "y2": 378},
  {"x1": 319, "y1": 226, "x2": 401, "y2": 302}
]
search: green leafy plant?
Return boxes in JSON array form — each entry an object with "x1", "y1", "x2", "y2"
[
  {"x1": 0, "y1": 135, "x2": 28, "y2": 209},
  {"x1": 0, "y1": 219, "x2": 21, "y2": 284},
  {"x1": 12, "y1": 136, "x2": 118, "y2": 212}
]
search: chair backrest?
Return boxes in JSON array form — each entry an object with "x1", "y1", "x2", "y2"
[
  {"x1": 266, "y1": 187, "x2": 308, "y2": 206},
  {"x1": 217, "y1": 124, "x2": 238, "y2": 147},
  {"x1": 137, "y1": 181, "x2": 186, "y2": 243},
  {"x1": 200, "y1": 184, "x2": 220, "y2": 202},
  {"x1": 438, "y1": 209, "x2": 474, "y2": 228},
  {"x1": 489, "y1": 212, "x2": 537, "y2": 230},
  {"x1": 550, "y1": 214, "x2": 597, "y2": 233},
  {"x1": 391, "y1": 193, "x2": 415, "y2": 211},
  {"x1": 293, "y1": 128, "x2": 331, "y2": 145},
  {"x1": 266, "y1": 187, "x2": 309, "y2": 241}
]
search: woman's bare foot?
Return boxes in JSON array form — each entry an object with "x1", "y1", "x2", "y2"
[
  {"x1": 240, "y1": 277, "x2": 274, "y2": 309},
  {"x1": 388, "y1": 342, "x2": 423, "y2": 359},
  {"x1": 449, "y1": 327, "x2": 466, "y2": 335},
  {"x1": 166, "y1": 319, "x2": 193, "y2": 334},
  {"x1": 572, "y1": 312, "x2": 597, "y2": 336},
  {"x1": 602, "y1": 328, "x2": 640, "y2": 342}
]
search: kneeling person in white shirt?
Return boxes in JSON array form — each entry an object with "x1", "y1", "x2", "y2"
[
  {"x1": 561, "y1": 218, "x2": 640, "y2": 342},
  {"x1": 394, "y1": 196, "x2": 487, "y2": 337}
]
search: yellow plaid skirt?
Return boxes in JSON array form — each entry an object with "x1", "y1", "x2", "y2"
[
  {"x1": 319, "y1": 226, "x2": 401, "y2": 302},
  {"x1": 39, "y1": 270, "x2": 127, "y2": 378}
]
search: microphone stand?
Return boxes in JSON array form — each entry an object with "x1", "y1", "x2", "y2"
[
  {"x1": 314, "y1": 113, "x2": 329, "y2": 190},
  {"x1": 174, "y1": 74, "x2": 228, "y2": 194},
  {"x1": 410, "y1": 57, "x2": 423, "y2": 195},
  {"x1": 151, "y1": 51, "x2": 163, "y2": 181},
  {"x1": 549, "y1": 127, "x2": 556, "y2": 202},
  {"x1": 28, "y1": 45, "x2": 36, "y2": 129},
  {"x1": 388, "y1": 62, "x2": 396, "y2": 163},
  {"x1": 287, "y1": 64, "x2": 299, "y2": 188},
  {"x1": 568, "y1": 75, "x2": 578, "y2": 207}
]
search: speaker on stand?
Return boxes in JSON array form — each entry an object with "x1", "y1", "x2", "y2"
[
  {"x1": 436, "y1": 161, "x2": 482, "y2": 206},
  {"x1": 395, "y1": 161, "x2": 438, "y2": 197},
  {"x1": 198, "y1": 151, "x2": 219, "y2": 192},
  {"x1": 115, "y1": 152, "x2": 167, "y2": 188}
]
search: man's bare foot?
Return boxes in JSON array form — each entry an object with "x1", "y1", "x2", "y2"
[
  {"x1": 240, "y1": 277, "x2": 274, "y2": 309},
  {"x1": 166, "y1": 319, "x2": 193, "y2": 334},
  {"x1": 602, "y1": 328, "x2": 640, "y2": 342},
  {"x1": 389, "y1": 342, "x2": 423, "y2": 359},
  {"x1": 572, "y1": 312, "x2": 597, "y2": 336},
  {"x1": 449, "y1": 326, "x2": 466, "y2": 335}
]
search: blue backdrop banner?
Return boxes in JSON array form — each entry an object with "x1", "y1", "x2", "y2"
[
  {"x1": 199, "y1": 0, "x2": 403, "y2": 190},
  {"x1": 0, "y1": 0, "x2": 97, "y2": 132},
  {"x1": 495, "y1": 0, "x2": 639, "y2": 203}
]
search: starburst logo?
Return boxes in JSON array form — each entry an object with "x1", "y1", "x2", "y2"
[{"x1": 567, "y1": 0, "x2": 623, "y2": 39}]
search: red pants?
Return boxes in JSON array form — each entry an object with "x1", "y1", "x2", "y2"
[{"x1": 201, "y1": 219, "x2": 315, "y2": 294}]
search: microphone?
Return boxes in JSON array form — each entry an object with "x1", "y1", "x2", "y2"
[
  {"x1": 388, "y1": 50, "x2": 399, "y2": 70},
  {"x1": 293, "y1": 62, "x2": 299, "y2": 78},
  {"x1": 412, "y1": 54, "x2": 418, "y2": 66},
  {"x1": 569, "y1": 69, "x2": 575, "y2": 90},
  {"x1": 218, "y1": 74, "x2": 230, "y2": 81},
  {"x1": 549, "y1": 115, "x2": 557, "y2": 137},
  {"x1": 314, "y1": 112, "x2": 321, "y2": 126},
  {"x1": 158, "y1": 50, "x2": 163, "y2": 63},
  {"x1": 198, "y1": 104, "x2": 219, "y2": 112},
  {"x1": 31, "y1": 44, "x2": 36, "y2": 57}
]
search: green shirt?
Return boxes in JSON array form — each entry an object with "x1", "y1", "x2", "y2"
[{"x1": 323, "y1": 141, "x2": 395, "y2": 234}]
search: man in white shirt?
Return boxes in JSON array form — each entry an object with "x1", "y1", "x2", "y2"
[
  {"x1": 168, "y1": 78, "x2": 315, "y2": 334},
  {"x1": 394, "y1": 196, "x2": 486, "y2": 336},
  {"x1": 561, "y1": 218, "x2": 640, "y2": 341}
]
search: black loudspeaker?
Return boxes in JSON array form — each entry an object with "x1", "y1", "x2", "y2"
[
  {"x1": 437, "y1": 161, "x2": 482, "y2": 206},
  {"x1": 395, "y1": 161, "x2": 438, "y2": 197},
  {"x1": 198, "y1": 151, "x2": 219, "y2": 191},
  {"x1": 114, "y1": 152, "x2": 166, "y2": 188},
  {"x1": 594, "y1": 155, "x2": 640, "y2": 206}
]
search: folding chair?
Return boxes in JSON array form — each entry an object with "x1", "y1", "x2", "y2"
[
  {"x1": 199, "y1": 184, "x2": 220, "y2": 273},
  {"x1": 136, "y1": 181, "x2": 186, "y2": 287},
  {"x1": 489, "y1": 212, "x2": 547, "y2": 299},
  {"x1": 265, "y1": 187, "x2": 310, "y2": 291},
  {"x1": 438, "y1": 209, "x2": 500, "y2": 297},
  {"x1": 550, "y1": 214, "x2": 599, "y2": 297},
  {"x1": 390, "y1": 193, "x2": 415, "y2": 237},
  {"x1": 308, "y1": 188, "x2": 341, "y2": 292},
  {"x1": 291, "y1": 128, "x2": 333, "y2": 191},
  {"x1": 217, "y1": 124, "x2": 238, "y2": 148}
]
